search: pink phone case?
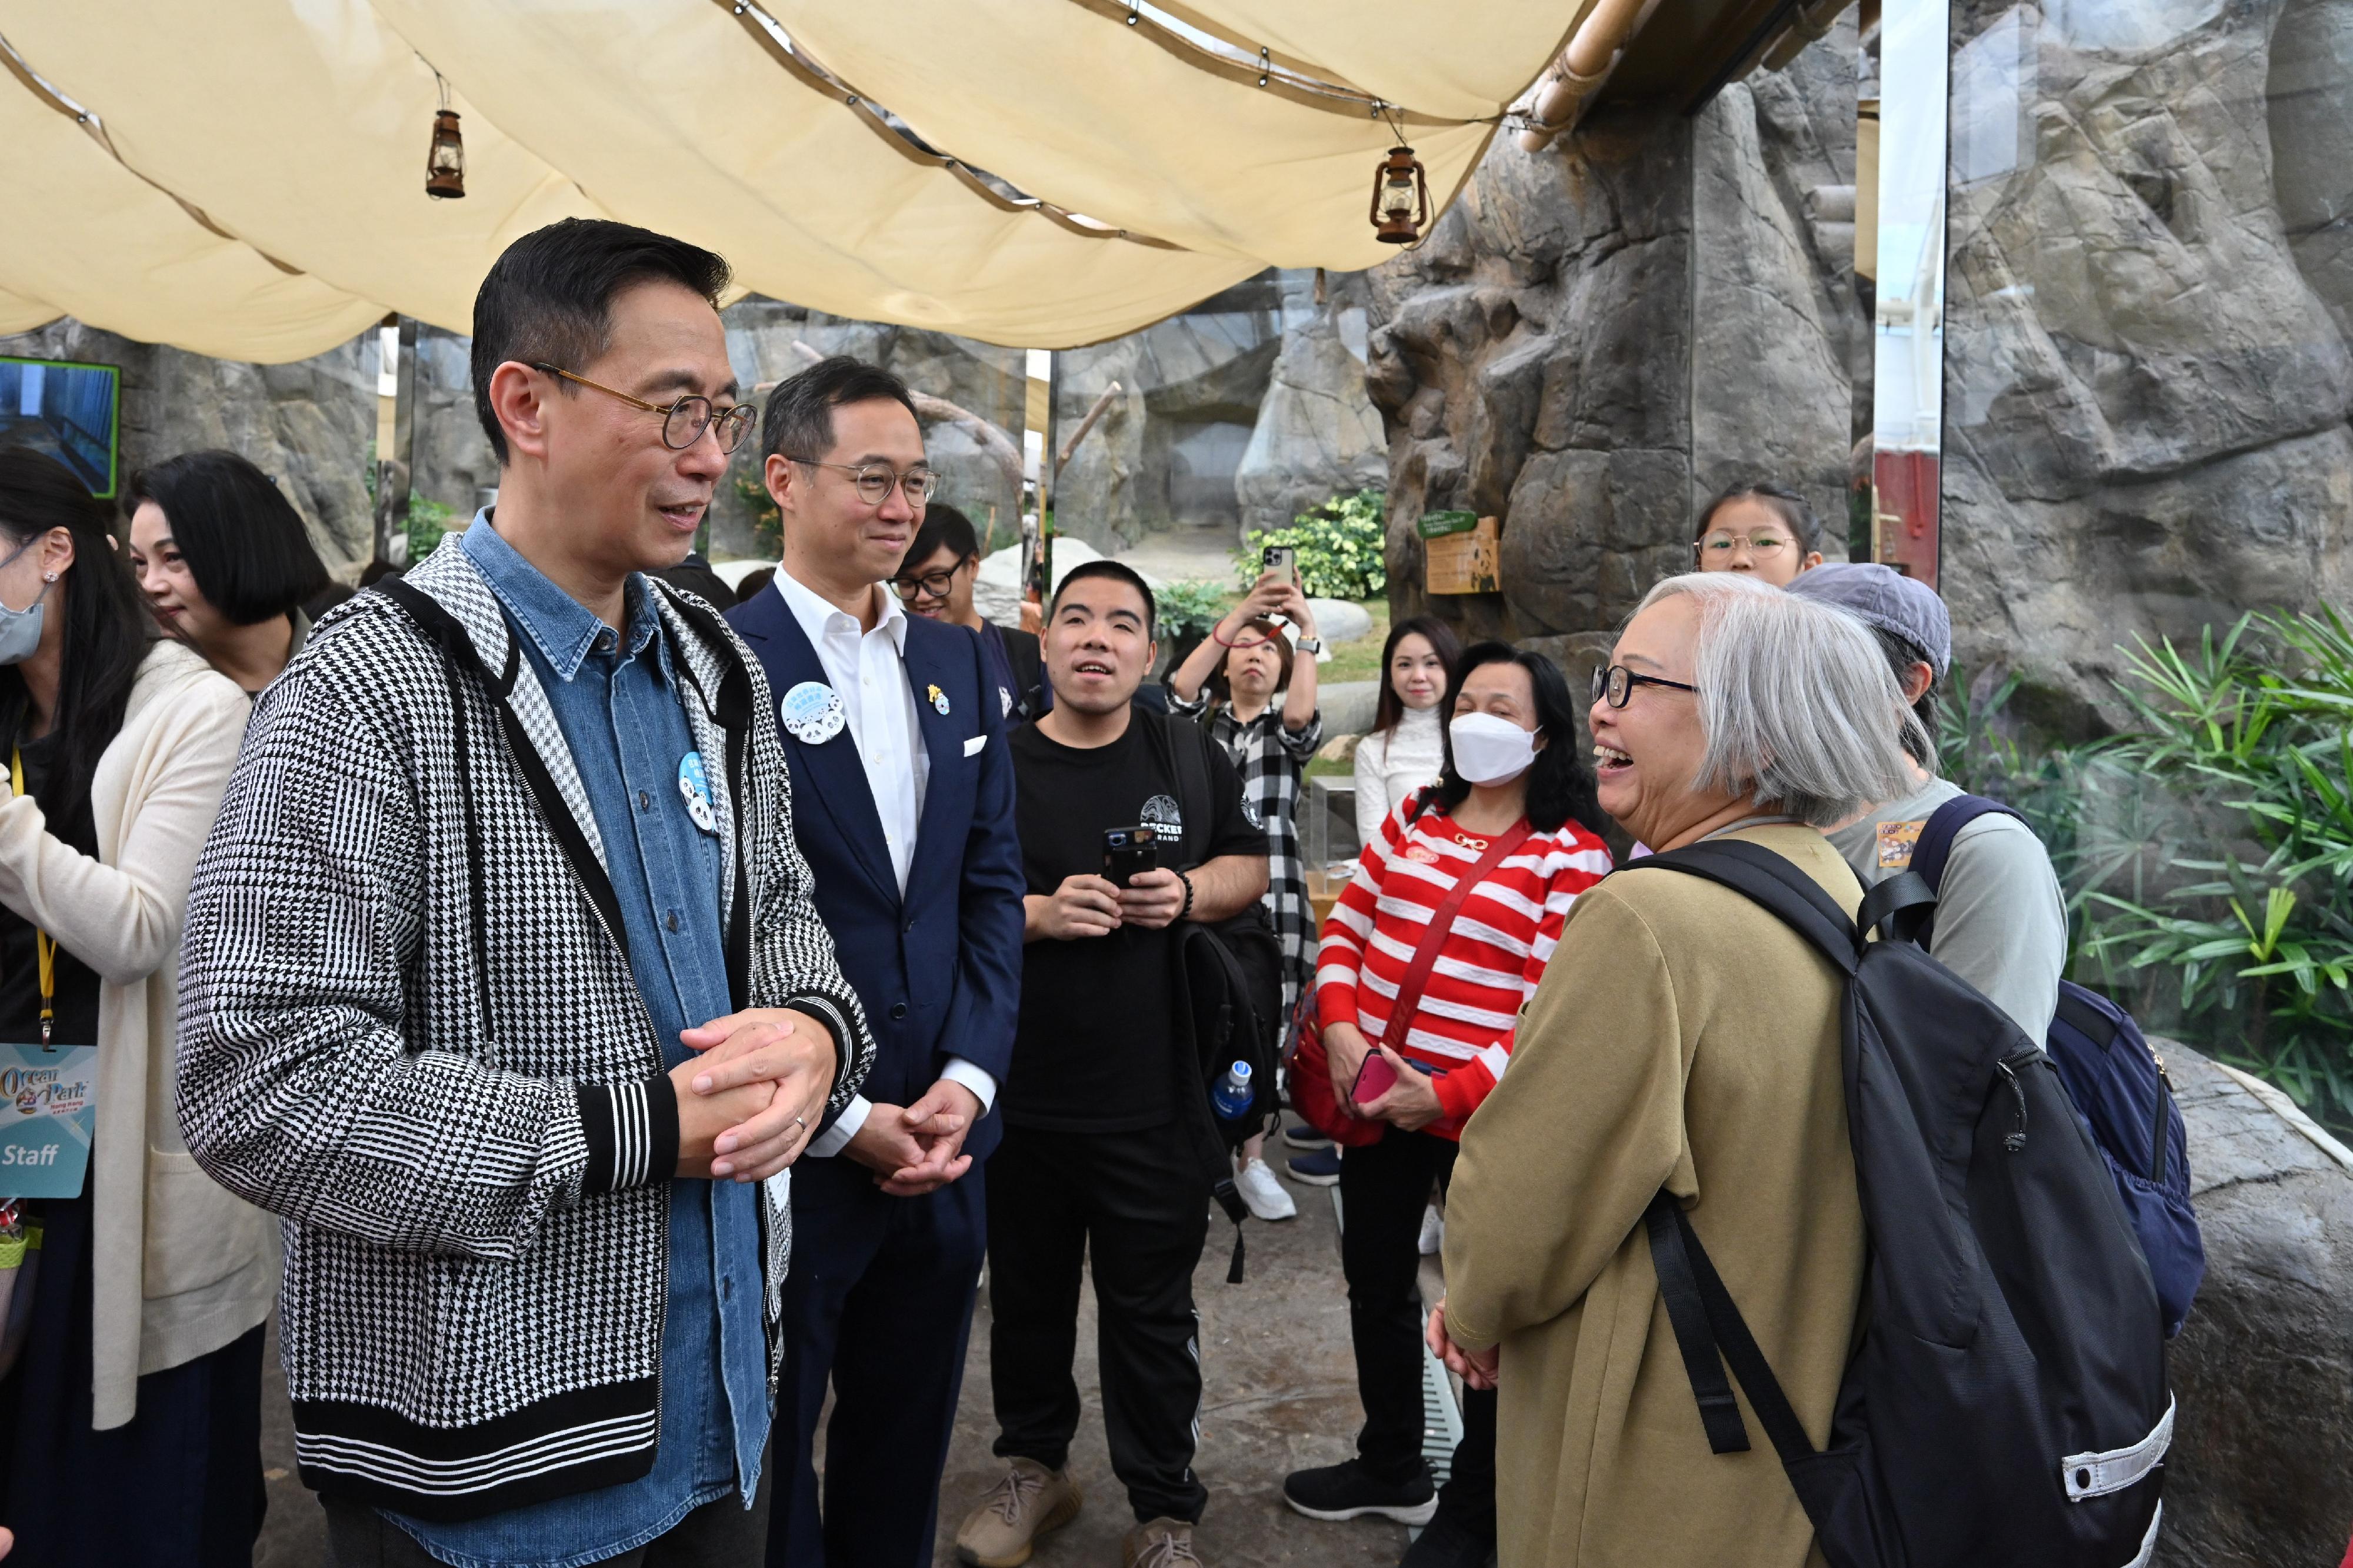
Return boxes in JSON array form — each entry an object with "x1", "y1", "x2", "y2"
[{"x1": 1352, "y1": 1050, "x2": 1399, "y2": 1105}]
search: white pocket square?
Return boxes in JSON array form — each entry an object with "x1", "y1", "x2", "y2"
[{"x1": 962, "y1": 734, "x2": 987, "y2": 757}]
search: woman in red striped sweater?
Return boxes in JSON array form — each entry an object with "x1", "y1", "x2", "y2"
[{"x1": 1283, "y1": 643, "x2": 1614, "y2": 1562}]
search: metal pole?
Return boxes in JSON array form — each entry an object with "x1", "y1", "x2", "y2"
[{"x1": 381, "y1": 316, "x2": 419, "y2": 568}]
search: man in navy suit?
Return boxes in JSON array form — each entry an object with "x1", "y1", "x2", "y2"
[{"x1": 726, "y1": 357, "x2": 1025, "y2": 1568}]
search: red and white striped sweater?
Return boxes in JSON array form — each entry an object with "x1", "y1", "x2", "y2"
[{"x1": 1317, "y1": 798, "x2": 1612, "y2": 1134}]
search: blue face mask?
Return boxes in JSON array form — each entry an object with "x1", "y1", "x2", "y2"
[{"x1": 0, "y1": 538, "x2": 52, "y2": 668}]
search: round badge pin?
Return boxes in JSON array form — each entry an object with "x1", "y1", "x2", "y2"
[
  {"x1": 677, "y1": 750, "x2": 718, "y2": 835},
  {"x1": 778, "y1": 680, "x2": 846, "y2": 744}
]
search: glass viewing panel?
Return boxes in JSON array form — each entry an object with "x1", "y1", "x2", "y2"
[{"x1": 1941, "y1": 0, "x2": 2353, "y2": 1129}]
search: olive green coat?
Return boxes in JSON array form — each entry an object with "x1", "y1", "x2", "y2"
[{"x1": 1444, "y1": 826, "x2": 1866, "y2": 1568}]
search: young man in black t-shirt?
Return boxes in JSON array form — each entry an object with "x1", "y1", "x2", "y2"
[{"x1": 952, "y1": 561, "x2": 1268, "y2": 1568}]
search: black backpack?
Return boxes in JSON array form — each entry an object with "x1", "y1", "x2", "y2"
[
  {"x1": 1631, "y1": 839, "x2": 2172, "y2": 1568},
  {"x1": 1146, "y1": 710, "x2": 1285, "y2": 1283},
  {"x1": 1905, "y1": 795, "x2": 2205, "y2": 1337}
]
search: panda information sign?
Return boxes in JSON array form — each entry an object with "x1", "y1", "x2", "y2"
[{"x1": 0, "y1": 1045, "x2": 97, "y2": 1199}]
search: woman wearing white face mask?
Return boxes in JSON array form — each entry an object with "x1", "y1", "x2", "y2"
[
  {"x1": 1282, "y1": 643, "x2": 1614, "y2": 1563},
  {"x1": 0, "y1": 451, "x2": 269, "y2": 1564}
]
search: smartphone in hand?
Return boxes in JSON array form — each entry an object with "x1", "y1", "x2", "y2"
[
  {"x1": 1262, "y1": 543, "x2": 1297, "y2": 584},
  {"x1": 1352, "y1": 1048, "x2": 1440, "y2": 1105},
  {"x1": 1351, "y1": 1049, "x2": 1399, "y2": 1104},
  {"x1": 1103, "y1": 825, "x2": 1159, "y2": 888}
]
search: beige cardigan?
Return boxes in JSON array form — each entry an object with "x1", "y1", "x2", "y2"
[{"x1": 0, "y1": 640, "x2": 274, "y2": 1429}]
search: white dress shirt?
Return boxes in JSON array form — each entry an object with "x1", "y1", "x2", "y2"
[{"x1": 769, "y1": 569, "x2": 996, "y2": 1156}]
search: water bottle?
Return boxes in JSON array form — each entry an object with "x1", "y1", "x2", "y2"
[{"x1": 1211, "y1": 1061, "x2": 1254, "y2": 1122}]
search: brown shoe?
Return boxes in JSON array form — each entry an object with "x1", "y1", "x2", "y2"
[
  {"x1": 1122, "y1": 1516, "x2": 1202, "y2": 1568},
  {"x1": 954, "y1": 1457, "x2": 1082, "y2": 1568}
]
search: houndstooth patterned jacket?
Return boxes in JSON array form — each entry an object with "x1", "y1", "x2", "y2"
[{"x1": 175, "y1": 539, "x2": 873, "y2": 1521}]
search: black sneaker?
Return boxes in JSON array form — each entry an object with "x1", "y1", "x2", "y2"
[
  {"x1": 1282, "y1": 1460, "x2": 1437, "y2": 1526},
  {"x1": 1282, "y1": 1122, "x2": 1334, "y2": 1150},
  {"x1": 1398, "y1": 1504, "x2": 1497, "y2": 1567},
  {"x1": 1287, "y1": 1147, "x2": 1343, "y2": 1186}
]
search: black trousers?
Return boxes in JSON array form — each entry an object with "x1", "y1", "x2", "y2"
[
  {"x1": 324, "y1": 1458, "x2": 772, "y2": 1567},
  {"x1": 1338, "y1": 1126, "x2": 1497, "y2": 1531},
  {"x1": 986, "y1": 1120, "x2": 1211, "y2": 1523}
]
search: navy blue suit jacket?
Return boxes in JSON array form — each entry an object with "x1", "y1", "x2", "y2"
[{"x1": 726, "y1": 587, "x2": 1025, "y2": 1163}]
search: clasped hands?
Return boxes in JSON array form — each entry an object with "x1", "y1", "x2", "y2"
[
  {"x1": 669, "y1": 1007, "x2": 838, "y2": 1183},
  {"x1": 674, "y1": 1008, "x2": 983, "y2": 1195}
]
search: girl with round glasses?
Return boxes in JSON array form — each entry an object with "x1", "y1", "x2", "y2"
[{"x1": 1691, "y1": 481, "x2": 1825, "y2": 587}]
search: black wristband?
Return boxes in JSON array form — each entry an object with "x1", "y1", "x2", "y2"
[{"x1": 1178, "y1": 870, "x2": 1196, "y2": 920}]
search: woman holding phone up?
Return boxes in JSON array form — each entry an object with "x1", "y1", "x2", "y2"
[{"x1": 1281, "y1": 643, "x2": 1611, "y2": 1567}]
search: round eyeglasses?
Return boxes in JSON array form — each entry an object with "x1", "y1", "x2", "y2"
[
  {"x1": 791, "y1": 459, "x2": 941, "y2": 508},
  {"x1": 532, "y1": 363, "x2": 755, "y2": 453},
  {"x1": 1696, "y1": 530, "x2": 1792, "y2": 559},
  {"x1": 1591, "y1": 663, "x2": 1699, "y2": 708}
]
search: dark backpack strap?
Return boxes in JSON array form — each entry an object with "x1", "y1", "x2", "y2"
[
  {"x1": 1667, "y1": 1199, "x2": 1824, "y2": 1471},
  {"x1": 1644, "y1": 1193, "x2": 1751, "y2": 1454},
  {"x1": 376, "y1": 577, "x2": 633, "y2": 969},
  {"x1": 1631, "y1": 840, "x2": 1862, "y2": 975},
  {"x1": 1857, "y1": 870, "x2": 1938, "y2": 946},
  {"x1": 647, "y1": 583, "x2": 756, "y2": 1010},
  {"x1": 1139, "y1": 707, "x2": 1218, "y2": 869},
  {"x1": 1911, "y1": 795, "x2": 2021, "y2": 893}
]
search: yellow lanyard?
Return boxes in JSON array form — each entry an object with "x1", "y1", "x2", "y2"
[{"x1": 8, "y1": 750, "x2": 53, "y2": 1047}]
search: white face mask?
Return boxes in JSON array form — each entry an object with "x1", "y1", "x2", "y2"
[{"x1": 1449, "y1": 711, "x2": 1540, "y2": 786}]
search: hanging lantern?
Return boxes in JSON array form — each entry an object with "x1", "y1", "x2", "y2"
[
  {"x1": 1370, "y1": 145, "x2": 1428, "y2": 244},
  {"x1": 426, "y1": 108, "x2": 466, "y2": 199}
]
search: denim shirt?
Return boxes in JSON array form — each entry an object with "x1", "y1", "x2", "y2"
[{"x1": 392, "y1": 520, "x2": 770, "y2": 1567}]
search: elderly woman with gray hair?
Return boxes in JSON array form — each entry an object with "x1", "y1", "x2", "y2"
[{"x1": 1425, "y1": 572, "x2": 1919, "y2": 1568}]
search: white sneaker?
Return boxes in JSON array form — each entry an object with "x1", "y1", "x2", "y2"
[
  {"x1": 1418, "y1": 1205, "x2": 1444, "y2": 1255},
  {"x1": 1235, "y1": 1156, "x2": 1297, "y2": 1221}
]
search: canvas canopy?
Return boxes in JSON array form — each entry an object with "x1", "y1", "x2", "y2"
[{"x1": 0, "y1": 1, "x2": 1587, "y2": 361}]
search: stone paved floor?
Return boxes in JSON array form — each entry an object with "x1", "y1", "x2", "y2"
[{"x1": 257, "y1": 1163, "x2": 1421, "y2": 1568}]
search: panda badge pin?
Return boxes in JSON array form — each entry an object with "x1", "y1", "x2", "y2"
[
  {"x1": 779, "y1": 680, "x2": 847, "y2": 744},
  {"x1": 677, "y1": 751, "x2": 718, "y2": 835}
]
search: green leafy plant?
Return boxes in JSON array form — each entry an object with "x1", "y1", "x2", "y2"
[
  {"x1": 1154, "y1": 579, "x2": 1235, "y2": 644},
  {"x1": 1958, "y1": 611, "x2": 2353, "y2": 1127},
  {"x1": 1235, "y1": 488, "x2": 1387, "y2": 601},
  {"x1": 405, "y1": 495, "x2": 456, "y2": 562}
]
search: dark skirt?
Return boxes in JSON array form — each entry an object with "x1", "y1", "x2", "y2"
[{"x1": 0, "y1": 1189, "x2": 266, "y2": 1566}]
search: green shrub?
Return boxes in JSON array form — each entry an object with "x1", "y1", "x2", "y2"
[
  {"x1": 1154, "y1": 579, "x2": 1235, "y2": 644},
  {"x1": 406, "y1": 495, "x2": 456, "y2": 562},
  {"x1": 1235, "y1": 489, "x2": 1386, "y2": 601},
  {"x1": 1955, "y1": 610, "x2": 2353, "y2": 1127}
]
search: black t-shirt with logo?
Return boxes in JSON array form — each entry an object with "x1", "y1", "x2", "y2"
[{"x1": 1006, "y1": 714, "x2": 1267, "y2": 1132}]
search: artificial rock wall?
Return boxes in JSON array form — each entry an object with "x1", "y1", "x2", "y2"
[
  {"x1": 0, "y1": 318, "x2": 376, "y2": 580},
  {"x1": 1366, "y1": 1, "x2": 2353, "y2": 733},
  {"x1": 1363, "y1": 18, "x2": 1865, "y2": 667},
  {"x1": 1940, "y1": 0, "x2": 2353, "y2": 733}
]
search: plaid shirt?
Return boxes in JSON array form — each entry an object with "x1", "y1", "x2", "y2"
[{"x1": 1165, "y1": 689, "x2": 1323, "y2": 1009}]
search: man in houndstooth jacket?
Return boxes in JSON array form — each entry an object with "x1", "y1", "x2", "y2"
[{"x1": 175, "y1": 221, "x2": 875, "y2": 1568}]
